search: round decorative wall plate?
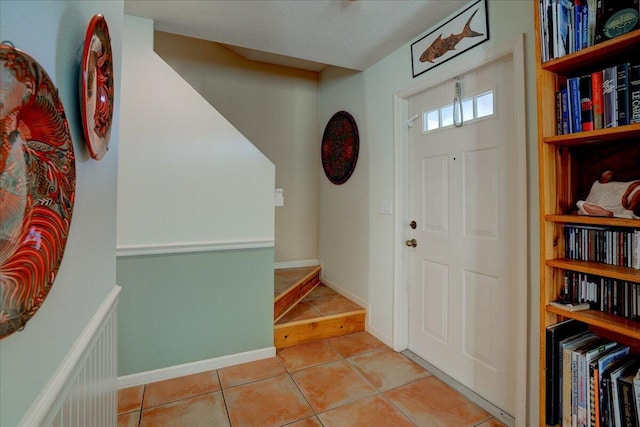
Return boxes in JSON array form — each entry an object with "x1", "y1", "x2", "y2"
[
  {"x1": 321, "y1": 111, "x2": 359, "y2": 185},
  {"x1": 80, "y1": 14, "x2": 114, "y2": 160},
  {"x1": 0, "y1": 43, "x2": 76, "y2": 339}
]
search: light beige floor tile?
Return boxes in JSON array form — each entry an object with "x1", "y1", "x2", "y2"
[
  {"x1": 317, "y1": 395, "x2": 415, "y2": 427},
  {"x1": 117, "y1": 411, "x2": 140, "y2": 427},
  {"x1": 384, "y1": 376, "x2": 492, "y2": 427},
  {"x1": 142, "y1": 371, "x2": 219, "y2": 409},
  {"x1": 223, "y1": 374, "x2": 313, "y2": 427},
  {"x1": 290, "y1": 359, "x2": 376, "y2": 412},
  {"x1": 118, "y1": 385, "x2": 144, "y2": 414},
  {"x1": 277, "y1": 339, "x2": 342, "y2": 371},
  {"x1": 283, "y1": 416, "x2": 324, "y2": 427},
  {"x1": 218, "y1": 357, "x2": 286, "y2": 389},
  {"x1": 140, "y1": 392, "x2": 229, "y2": 427},
  {"x1": 328, "y1": 332, "x2": 386, "y2": 358},
  {"x1": 276, "y1": 301, "x2": 324, "y2": 324},
  {"x1": 307, "y1": 294, "x2": 364, "y2": 316},
  {"x1": 349, "y1": 347, "x2": 430, "y2": 390}
]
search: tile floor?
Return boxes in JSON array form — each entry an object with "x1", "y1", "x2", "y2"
[{"x1": 118, "y1": 332, "x2": 506, "y2": 427}]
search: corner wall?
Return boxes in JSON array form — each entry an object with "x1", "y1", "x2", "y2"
[
  {"x1": 116, "y1": 16, "x2": 276, "y2": 377},
  {"x1": 0, "y1": 1, "x2": 123, "y2": 425},
  {"x1": 318, "y1": 1, "x2": 539, "y2": 423},
  {"x1": 153, "y1": 32, "x2": 320, "y2": 265}
]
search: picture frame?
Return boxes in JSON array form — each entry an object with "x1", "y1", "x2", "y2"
[{"x1": 411, "y1": 0, "x2": 489, "y2": 78}]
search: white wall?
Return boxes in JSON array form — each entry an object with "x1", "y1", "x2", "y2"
[
  {"x1": 154, "y1": 32, "x2": 319, "y2": 264},
  {"x1": 117, "y1": 16, "x2": 275, "y2": 251},
  {"x1": 0, "y1": 1, "x2": 123, "y2": 425},
  {"x1": 318, "y1": 0, "x2": 539, "y2": 423}
]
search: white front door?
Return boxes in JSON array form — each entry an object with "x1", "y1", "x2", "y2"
[{"x1": 407, "y1": 57, "x2": 517, "y2": 416}]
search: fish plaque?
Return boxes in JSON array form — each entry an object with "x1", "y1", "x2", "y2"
[{"x1": 410, "y1": 0, "x2": 489, "y2": 78}]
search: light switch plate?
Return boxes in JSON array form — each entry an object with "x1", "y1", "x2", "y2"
[{"x1": 378, "y1": 200, "x2": 392, "y2": 215}]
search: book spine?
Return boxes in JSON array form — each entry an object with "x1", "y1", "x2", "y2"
[
  {"x1": 617, "y1": 63, "x2": 630, "y2": 126},
  {"x1": 619, "y1": 377, "x2": 637, "y2": 427},
  {"x1": 581, "y1": 74, "x2": 594, "y2": 131},
  {"x1": 630, "y1": 64, "x2": 640, "y2": 125},
  {"x1": 592, "y1": 70, "x2": 604, "y2": 129},
  {"x1": 603, "y1": 67, "x2": 618, "y2": 127},
  {"x1": 557, "y1": 90, "x2": 564, "y2": 135},
  {"x1": 570, "y1": 77, "x2": 583, "y2": 132}
]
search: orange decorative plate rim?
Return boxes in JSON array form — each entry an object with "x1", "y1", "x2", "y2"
[{"x1": 80, "y1": 13, "x2": 114, "y2": 160}]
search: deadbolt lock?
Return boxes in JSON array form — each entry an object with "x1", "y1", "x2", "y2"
[{"x1": 409, "y1": 220, "x2": 417, "y2": 229}]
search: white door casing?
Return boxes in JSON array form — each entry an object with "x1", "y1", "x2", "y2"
[{"x1": 392, "y1": 36, "x2": 528, "y2": 425}]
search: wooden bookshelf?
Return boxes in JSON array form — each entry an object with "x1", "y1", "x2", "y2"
[{"x1": 535, "y1": 6, "x2": 640, "y2": 427}]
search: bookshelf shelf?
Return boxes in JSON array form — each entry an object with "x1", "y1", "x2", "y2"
[
  {"x1": 546, "y1": 305, "x2": 640, "y2": 340},
  {"x1": 536, "y1": 3, "x2": 640, "y2": 426},
  {"x1": 542, "y1": 123, "x2": 640, "y2": 146},
  {"x1": 546, "y1": 259, "x2": 640, "y2": 282},
  {"x1": 542, "y1": 29, "x2": 640, "y2": 74},
  {"x1": 545, "y1": 214, "x2": 640, "y2": 228}
]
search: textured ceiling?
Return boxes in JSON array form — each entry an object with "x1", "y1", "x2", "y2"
[{"x1": 124, "y1": 0, "x2": 469, "y2": 72}]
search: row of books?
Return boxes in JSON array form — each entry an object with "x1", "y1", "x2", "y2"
[
  {"x1": 556, "y1": 271, "x2": 640, "y2": 320},
  {"x1": 539, "y1": 0, "x2": 640, "y2": 62},
  {"x1": 545, "y1": 320, "x2": 640, "y2": 427},
  {"x1": 555, "y1": 62, "x2": 640, "y2": 135},
  {"x1": 564, "y1": 225, "x2": 640, "y2": 269}
]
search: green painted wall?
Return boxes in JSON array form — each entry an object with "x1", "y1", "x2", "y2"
[{"x1": 117, "y1": 248, "x2": 274, "y2": 376}]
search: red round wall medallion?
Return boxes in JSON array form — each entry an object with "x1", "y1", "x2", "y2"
[
  {"x1": 80, "y1": 14, "x2": 114, "y2": 160},
  {"x1": 0, "y1": 43, "x2": 76, "y2": 339},
  {"x1": 321, "y1": 111, "x2": 359, "y2": 185}
]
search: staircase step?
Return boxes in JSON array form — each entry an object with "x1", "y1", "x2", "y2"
[
  {"x1": 274, "y1": 266, "x2": 321, "y2": 322},
  {"x1": 274, "y1": 283, "x2": 366, "y2": 349}
]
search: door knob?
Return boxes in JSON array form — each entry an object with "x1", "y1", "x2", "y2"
[{"x1": 405, "y1": 239, "x2": 417, "y2": 248}]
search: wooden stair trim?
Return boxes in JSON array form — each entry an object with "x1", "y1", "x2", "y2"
[
  {"x1": 273, "y1": 266, "x2": 321, "y2": 322},
  {"x1": 274, "y1": 309, "x2": 367, "y2": 329},
  {"x1": 274, "y1": 266, "x2": 321, "y2": 303},
  {"x1": 274, "y1": 311, "x2": 366, "y2": 349}
]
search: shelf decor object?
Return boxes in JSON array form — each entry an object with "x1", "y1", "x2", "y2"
[
  {"x1": 410, "y1": 0, "x2": 489, "y2": 78},
  {"x1": 321, "y1": 111, "x2": 359, "y2": 185},
  {"x1": 80, "y1": 13, "x2": 114, "y2": 160},
  {"x1": 0, "y1": 43, "x2": 76, "y2": 339}
]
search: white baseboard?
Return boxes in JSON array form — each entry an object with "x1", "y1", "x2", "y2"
[
  {"x1": 274, "y1": 259, "x2": 321, "y2": 269},
  {"x1": 321, "y1": 278, "x2": 370, "y2": 315},
  {"x1": 366, "y1": 324, "x2": 393, "y2": 348},
  {"x1": 118, "y1": 346, "x2": 276, "y2": 389},
  {"x1": 320, "y1": 278, "x2": 392, "y2": 347}
]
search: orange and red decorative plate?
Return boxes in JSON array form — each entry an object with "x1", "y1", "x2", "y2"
[
  {"x1": 80, "y1": 14, "x2": 114, "y2": 160},
  {"x1": 0, "y1": 43, "x2": 76, "y2": 339},
  {"x1": 321, "y1": 111, "x2": 359, "y2": 185}
]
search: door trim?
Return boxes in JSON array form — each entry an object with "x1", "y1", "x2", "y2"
[{"x1": 392, "y1": 35, "x2": 528, "y2": 424}]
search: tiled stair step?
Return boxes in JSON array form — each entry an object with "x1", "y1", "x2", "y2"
[
  {"x1": 274, "y1": 283, "x2": 366, "y2": 349},
  {"x1": 274, "y1": 266, "x2": 321, "y2": 322}
]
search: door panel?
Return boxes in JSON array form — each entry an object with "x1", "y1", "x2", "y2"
[{"x1": 407, "y1": 57, "x2": 516, "y2": 416}]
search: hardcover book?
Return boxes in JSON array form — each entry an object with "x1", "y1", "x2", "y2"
[
  {"x1": 617, "y1": 63, "x2": 631, "y2": 126},
  {"x1": 630, "y1": 63, "x2": 640, "y2": 124},
  {"x1": 580, "y1": 74, "x2": 594, "y2": 131},
  {"x1": 603, "y1": 66, "x2": 618, "y2": 127},
  {"x1": 546, "y1": 320, "x2": 590, "y2": 425},
  {"x1": 569, "y1": 76, "x2": 583, "y2": 132},
  {"x1": 592, "y1": 70, "x2": 604, "y2": 129}
]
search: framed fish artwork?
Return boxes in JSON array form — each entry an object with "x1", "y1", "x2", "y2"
[{"x1": 410, "y1": 0, "x2": 489, "y2": 78}]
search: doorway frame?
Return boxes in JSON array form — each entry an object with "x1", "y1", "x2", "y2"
[{"x1": 391, "y1": 35, "x2": 528, "y2": 424}]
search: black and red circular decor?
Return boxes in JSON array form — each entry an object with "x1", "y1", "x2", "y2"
[{"x1": 321, "y1": 111, "x2": 359, "y2": 185}]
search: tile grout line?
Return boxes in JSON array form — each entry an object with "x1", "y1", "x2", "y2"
[{"x1": 216, "y1": 370, "x2": 233, "y2": 427}]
